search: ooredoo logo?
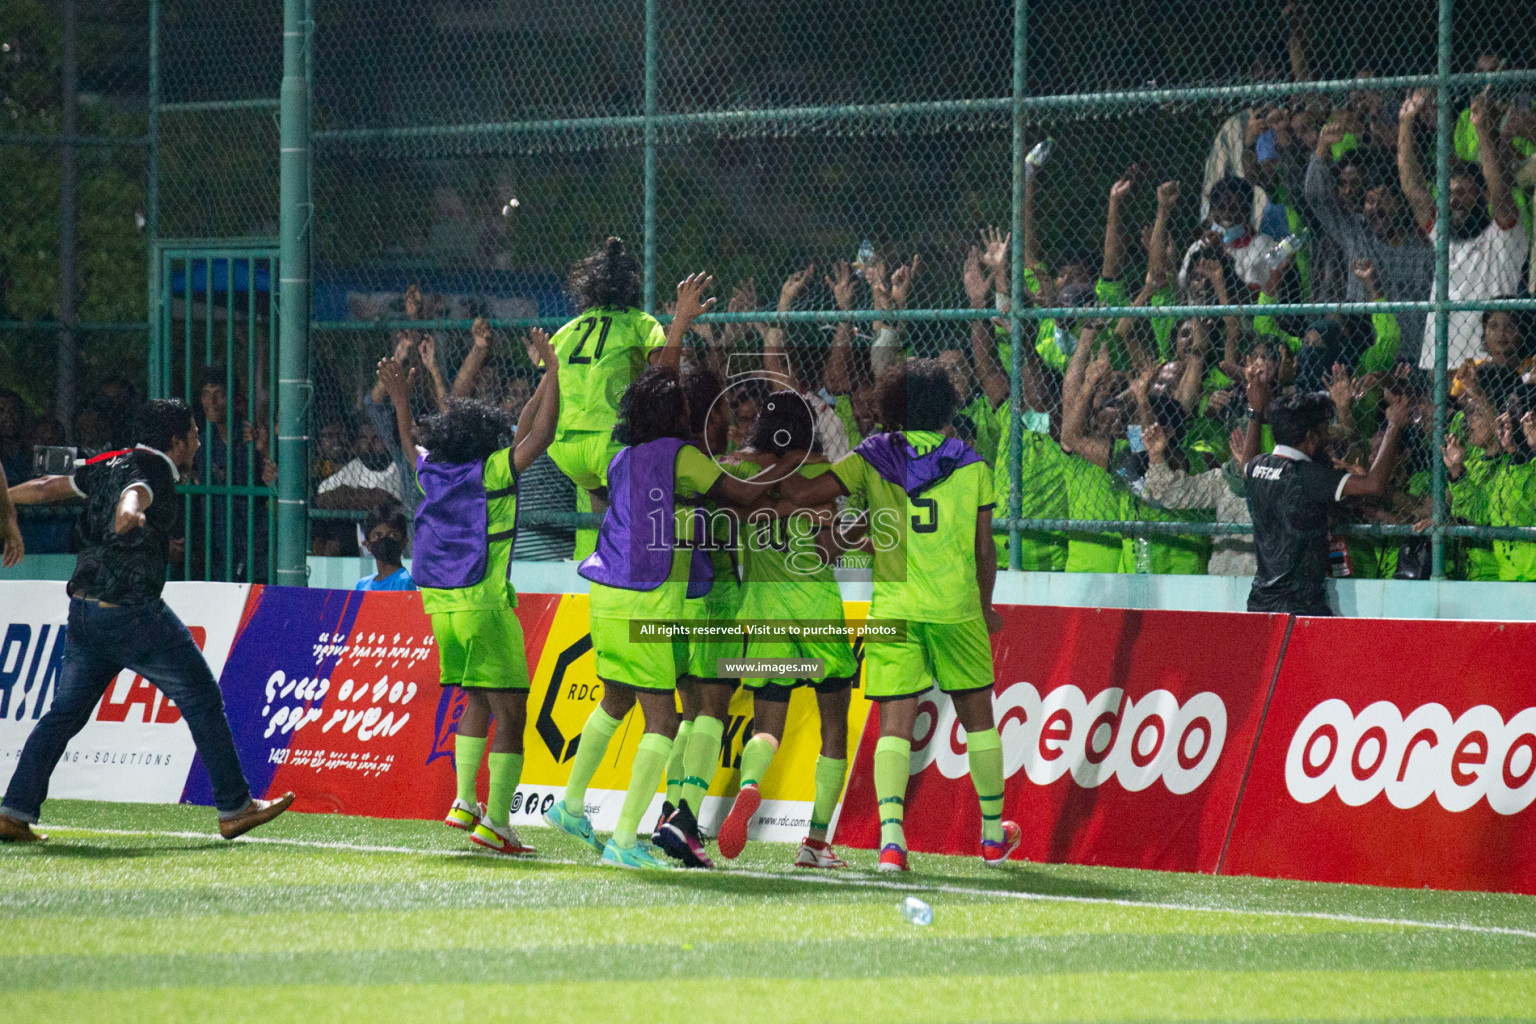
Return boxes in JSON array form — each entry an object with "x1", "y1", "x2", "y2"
[
  {"x1": 910, "y1": 683, "x2": 1228, "y2": 795},
  {"x1": 1285, "y1": 699, "x2": 1536, "y2": 815}
]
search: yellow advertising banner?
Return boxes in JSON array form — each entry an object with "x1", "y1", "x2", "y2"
[{"x1": 507, "y1": 593, "x2": 874, "y2": 841}]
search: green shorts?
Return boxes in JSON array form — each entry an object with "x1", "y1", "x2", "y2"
[
  {"x1": 548, "y1": 430, "x2": 622, "y2": 492},
  {"x1": 590, "y1": 614, "x2": 681, "y2": 692},
  {"x1": 682, "y1": 586, "x2": 743, "y2": 683},
  {"x1": 743, "y1": 632, "x2": 859, "y2": 698},
  {"x1": 862, "y1": 618, "x2": 993, "y2": 701},
  {"x1": 431, "y1": 609, "x2": 531, "y2": 690}
]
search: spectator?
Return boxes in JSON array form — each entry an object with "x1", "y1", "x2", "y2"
[
  {"x1": 756, "y1": 266, "x2": 855, "y2": 461},
  {"x1": 317, "y1": 421, "x2": 403, "y2": 510},
  {"x1": 1059, "y1": 325, "x2": 1133, "y2": 573},
  {"x1": 195, "y1": 369, "x2": 276, "y2": 581},
  {"x1": 16, "y1": 417, "x2": 72, "y2": 555},
  {"x1": 1244, "y1": 388, "x2": 1411, "y2": 615},
  {"x1": 1397, "y1": 88, "x2": 1529, "y2": 368},
  {"x1": 354, "y1": 500, "x2": 415, "y2": 591},
  {"x1": 1486, "y1": 401, "x2": 1536, "y2": 581},
  {"x1": 1306, "y1": 119, "x2": 1433, "y2": 359},
  {"x1": 72, "y1": 404, "x2": 113, "y2": 451},
  {"x1": 0, "y1": 389, "x2": 29, "y2": 487},
  {"x1": 1179, "y1": 176, "x2": 1279, "y2": 295}
]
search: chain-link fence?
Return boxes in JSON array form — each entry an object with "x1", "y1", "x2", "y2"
[{"x1": 5, "y1": 1, "x2": 1535, "y2": 582}]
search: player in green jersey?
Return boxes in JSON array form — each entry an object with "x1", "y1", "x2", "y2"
[
  {"x1": 653, "y1": 366, "x2": 743, "y2": 868},
  {"x1": 777, "y1": 359, "x2": 1021, "y2": 872},
  {"x1": 546, "y1": 236, "x2": 714, "y2": 500},
  {"x1": 378, "y1": 329, "x2": 558, "y2": 856},
  {"x1": 715, "y1": 390, "x2": 856, "y2": 869},
  {"x1": 545, "y1": 368, "x2": 779, "y2": 870}
]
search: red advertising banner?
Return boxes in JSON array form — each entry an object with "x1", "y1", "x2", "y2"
[
  {"x1": 837, "y1": 606, "x2": 1290, "y2": 871},
  {"x1": 1221, "y1": 616, "x2": 1536, "y2": 894}
]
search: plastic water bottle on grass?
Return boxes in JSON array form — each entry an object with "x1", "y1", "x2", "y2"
[{"x1": 901, "y1": 896, "x2": 933, "y2": 926}]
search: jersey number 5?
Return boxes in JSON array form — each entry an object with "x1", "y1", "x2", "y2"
[
  {"x1": 910, "y1": 496, "x2": 938, "y2": 533},
  {"x1": 567, "y1": 316, "x2": 613, "y2": 365}
]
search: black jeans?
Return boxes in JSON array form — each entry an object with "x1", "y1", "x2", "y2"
[{"x1": 1, "y1": 598, "x2": 252, "y2": 822}]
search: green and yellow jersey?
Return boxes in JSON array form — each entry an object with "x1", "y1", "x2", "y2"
[
  {"x1": 831, "y1": 431, "x2": 994, "y2": 624},
  {"x1": 551, "y1": 306, "x2": 667, "y2": 442}
]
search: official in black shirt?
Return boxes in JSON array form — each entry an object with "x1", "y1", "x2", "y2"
[
  {"x1": 1243, "y1": 388, "x2": 1409, "y2": 615},
  {"x1": 0, "y1": 400, "x2": 293, "y2": 844}
]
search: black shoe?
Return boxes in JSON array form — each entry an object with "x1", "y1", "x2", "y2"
[
  {"x1": 654, "y1": 800, "x2": 713, "y2": 869},
  {"x1": 650, "y1": 801, "x2": 676, "y2": 846}
]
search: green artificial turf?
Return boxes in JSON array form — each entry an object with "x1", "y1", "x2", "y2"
[{"x1": 3, "y1": 800, "x2": 1534, "y2": 1023}]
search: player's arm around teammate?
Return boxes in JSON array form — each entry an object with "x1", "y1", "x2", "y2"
[{"x1": 390, "y1": 334, "x2": 557, "y2": 857}]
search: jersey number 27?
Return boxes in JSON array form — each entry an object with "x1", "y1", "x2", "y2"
[{"x1": 567, "y1": 316, "x2": 613, "y2": 365}]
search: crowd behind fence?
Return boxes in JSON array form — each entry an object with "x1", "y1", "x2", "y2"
[{"x1": 3, "y1": 0, "x2": 1535, "y2": 583}]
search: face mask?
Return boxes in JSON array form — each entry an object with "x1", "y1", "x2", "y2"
[
  {"x1": 1022, "y1": 409, "x2": 1052, "y2": 434},
  {"x1": 360, "y1": 449, "x2": 394, "y2": 471},
  {"x1": 368, "y1": 536, "x2": 404, "y2": 566},
  {"x1": 1215, "y1": 221, "x2": 1245, "y2": 244}
]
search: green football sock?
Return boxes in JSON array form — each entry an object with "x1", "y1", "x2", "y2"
[
  {"x1": 873, "y1": 736, "x2": 911, "y2": 850},
  {"x1": 966, "y1": 727, "x2": 1006, "y2": 843},
  {"x1": 665, "y1": 719, "x2": 693, "y2": 806},
  {"x1": 612, "y1": 732, "x2": 673, "y2": 849},
  {"x1": 486, "y1": 752, "x2": 524, "y2": 828},
  {"x1": 454, "y1": 734, "x2": 487, "y2": 806},
  {"x1": 562, "y1": 706, "x2": 623, "y2": 816},
  {"x1": 738, "y1": 734, "x2": 777, "y2": 789},
  {"x1": 679, "y1": 715, "x2": 725, "y2": 813},
  {"x1": 808, "y1": 755, "x2": 848, "y2": 842}
]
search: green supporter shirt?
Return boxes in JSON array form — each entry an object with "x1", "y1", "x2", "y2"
[
  {"x1": 1489, "y1": 458, "x2": 1536, "y2": 582},
  {"x1": 1121, "y1": 487, "x2": 1212, "y2": 575},
  {"x1": 419, "y1": 448, "x2": 519, "y2": 615},
  {"x1": 727, "y1": 459, "x2": 844, "y2": 623},
  {"x1": 1450, "y1": 447, "x2": 1500, "y2": 582},
  {"x1": 963, "y1": 395, "x2": 1003, "y2": 466},
  {"x1": 992, "y1": 403, "x2": 1068, "y2": 571},
  {"x1": 588, "y1": 445, "x2": 723, "y2": 620},
  {"x1": 831, "y1": 430, "x2": 994, "y2": 624},
  {"x1": 1061, "y1": 441, "x2": 1129, "y2": 574},
  {"x1": 551, "y1": 307, "x2": 667, "y2": 441}
]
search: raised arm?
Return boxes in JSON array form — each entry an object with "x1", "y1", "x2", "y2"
[
  {"x1": 512, "y1": 329, "x2": 559, "y2": 473},
  {"x1": 1023, "y1": 160, "x2": 1042, "y2": 272},
  {"x1": 451, "y1": 318, "x2": 495, "y2": 399},
  {"x1": 1341, "y1": 390, "x2": 1408, "y2": 499},
  {"x1": 765, "y1": 264, "x2": 815, "y2": 391},
  {"x1": 0, "y1": 461, "x2": 22, "y2": 568},
  {"x1": 417, "y1": 334, "x2": 448, "y2": 413},
  {"x1": 1101, "y1": 168, "x2": 1136, "y2": 283},
  {"x1": 377, "y1": 357, "x2": 420, "y2": 465},
  {"x1": 1149, "y1": 180, "x2": 1179, "y2": 280},
  {"x1": 1061, "y1": 330, "x2": 1114, "y2": 470},
  {"x1": 1396, "y1": 89, "x2": 1436, "y2": 231},
  {"x1": 1238, "y1": 361, "x2": 1272, "y2": 468},
  {"x1": 821, "y1": 261, "x2": 857, "y2": 396},
  {"x1": 1470, "y1": 88, "x2": 1519, "y2": 229},
  {"x1": 966, "y1": 245, "x2": 1010, "y2": 409},
  {"x1": 655, "y1": 272, "x2": 716, "y2": 371}
]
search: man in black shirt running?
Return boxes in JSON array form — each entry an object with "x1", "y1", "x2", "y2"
[
  {"x1": 0, "y1": 400, "x2": 293, "y2": 843},
  {"x1": 1244, "y1": 388, "x2": 1410, "y2": 615}
]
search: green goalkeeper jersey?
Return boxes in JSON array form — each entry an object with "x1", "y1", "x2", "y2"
[{"x1": 551, "y1": 306, "x2": 667, "y2": 441}]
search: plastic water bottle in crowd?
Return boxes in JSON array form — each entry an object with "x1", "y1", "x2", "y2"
[
  {"x1": 856, "y1": 238, "x2": 875, "y2": 273},
  {"x1": 1328, "y1": 535, "x2": 1354, "y2": 578},
  {"x1": 1024, "y1": 138, "x2": 1053, "y2": 182},
  {"x1": 1133, "y1": 537, "x2": 1153, "y2": 574},
  {"x1": 1266, "y1": 231, "x2": 1307, "y2": 266},
  {"x1": 900, "y1": 896, "x2": 934, "y2": 926}
]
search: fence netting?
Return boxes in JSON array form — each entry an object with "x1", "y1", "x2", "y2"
[{"x1": 3, "y1": 1, "x2": 1535, "y2": 581}]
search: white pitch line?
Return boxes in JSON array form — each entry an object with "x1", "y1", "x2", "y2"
[{"x1": 34, "y1": 823, "x2": 1536, "y2": 942}]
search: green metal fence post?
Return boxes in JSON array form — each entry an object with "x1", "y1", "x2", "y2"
[
  {"x1": 642, "y1": 0, "x2": 658, "y2": 315},
  {"x1": 1430, "y1": 0, "x2": 1453, "y2": 580},
  {"x1": 1006, "y1": 0, "x2": 1027, "y2": 571},
  {"x1": 146, "y1": 0, "x2": 161, "y2": 398},
  {"x1": 276, "y1": 0, "x2": 312, "y2": 586}
]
